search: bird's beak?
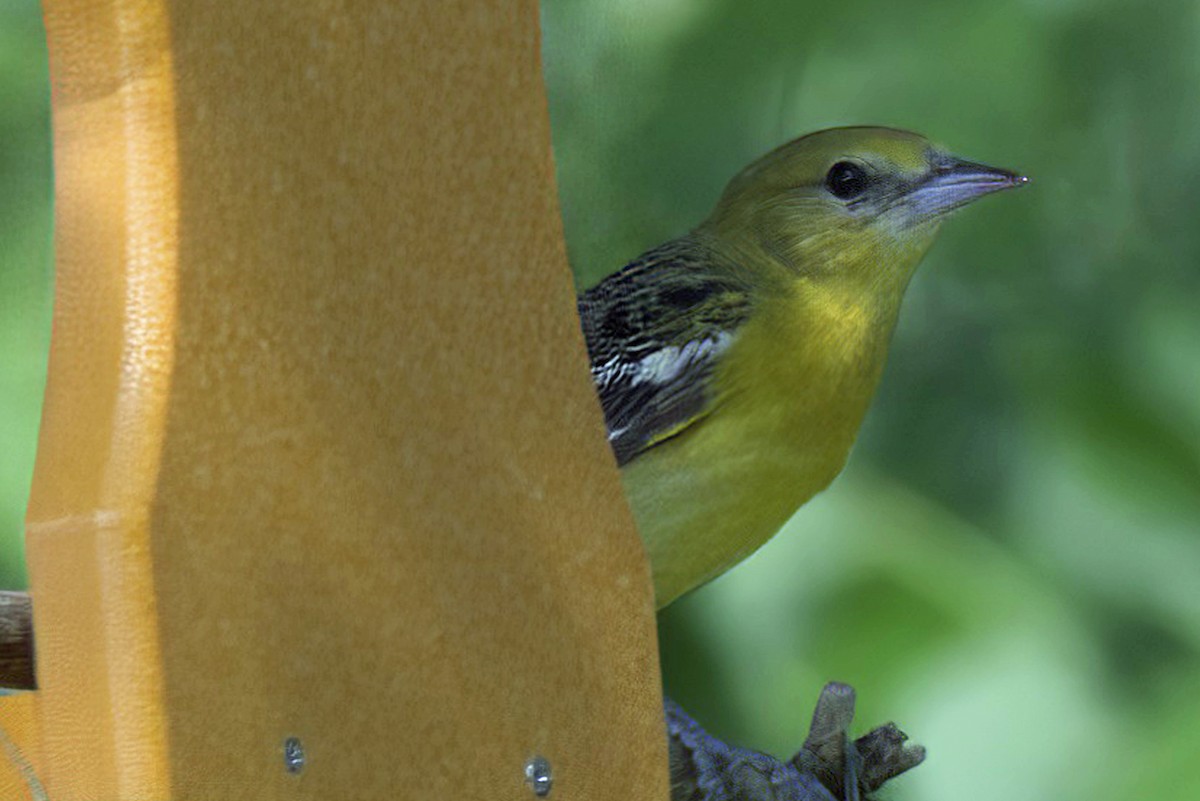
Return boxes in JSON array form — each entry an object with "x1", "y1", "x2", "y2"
[{"x1": 907, "y1": 156, "x2": 1028, "y2": 221}]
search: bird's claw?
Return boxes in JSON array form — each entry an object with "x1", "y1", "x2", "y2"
[
  {"x1": 853, "y1": 721, "x2": 926, "y2": 792},
  {"x1": 667, "y1": 682, "x2": 924, "y2": 801},
  {"x1": 791, "y1": 682, "x2": 924, "y2": 798}
]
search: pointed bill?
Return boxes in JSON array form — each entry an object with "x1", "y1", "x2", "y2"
[{"x1": 907, "y1": 156, "x2": 1028, "y2": 220}]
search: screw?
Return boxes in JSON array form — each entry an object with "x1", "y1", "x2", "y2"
[
  {"x1": 283, "y1": 737, "x2": 306, "y2": 774},
  {"x1": 524, "y1": 755, "x2": 552, "y2": 797}
]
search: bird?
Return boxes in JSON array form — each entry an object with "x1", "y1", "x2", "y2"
[{"x1": 578, "y1": 126, "x2": 1026, "y2": 608}]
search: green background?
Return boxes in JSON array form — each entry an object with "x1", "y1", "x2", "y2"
[
  {"x1": 0, "y1": 0, "x2": 51, "y2": 591},
  {"x1": 543, "y1": 2, "x2": 1199, "y2": 800},
  {"x1": 1, "y1": 2, "x2": 1198, "y2": 800}
]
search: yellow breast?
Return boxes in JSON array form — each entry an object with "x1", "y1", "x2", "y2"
[{"x1": 621, "y1": 278, "x2": 896, "y2": 607}]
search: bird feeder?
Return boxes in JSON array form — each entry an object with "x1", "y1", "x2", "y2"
[{"x1": 0, "y1": 2, "x2": 668, "y2": 798}]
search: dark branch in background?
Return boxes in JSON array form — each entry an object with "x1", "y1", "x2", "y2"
[
  {"x1": 0, "y1": 591, "x2": 35, "y2": 690},
  {"x1": 668, "y1": 682, "x2": 924, "y2": 801}
]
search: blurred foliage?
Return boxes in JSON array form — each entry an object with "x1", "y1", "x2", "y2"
[
  {"x1": 543, "y1": 1, "x2": 1199, "y2": 801},
  {"x1": 0, "y1": 2, "x2": 1196, "y2": 800},
  {"x1": 0, "y1": 0, "x2": 51, "y2": 590}
]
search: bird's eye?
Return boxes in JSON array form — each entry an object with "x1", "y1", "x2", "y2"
[{"x1": 824, "y1": 161, "x2": 870, "y2": 200}]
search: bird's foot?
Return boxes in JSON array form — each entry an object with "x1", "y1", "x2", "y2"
[{"x1": 666, "y1": 682, "x2": 924, "y2": 801}]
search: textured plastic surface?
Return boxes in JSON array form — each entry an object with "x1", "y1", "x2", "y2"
[
  {"x1": 0, "y1": 693, "x2": 43, "y2": 800},
  {"x1": 6, "y1": 1, "x2": 668, "y2": 798}
]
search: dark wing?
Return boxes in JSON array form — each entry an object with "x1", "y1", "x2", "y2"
[{"x1": 578, "y1": 238, "x2": 753, "y2": 466}]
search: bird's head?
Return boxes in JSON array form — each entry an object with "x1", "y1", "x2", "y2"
[{"x1": 703, "y1": 126, "x2": 1026, "y2": 291}]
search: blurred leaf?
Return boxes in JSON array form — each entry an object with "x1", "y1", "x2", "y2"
[
  {"x1": 543, "y1": 3, "x2": 1200, "y2": 801},
  {"x1": 0, "y1": 0, "x2": 51, "y2": 589}
]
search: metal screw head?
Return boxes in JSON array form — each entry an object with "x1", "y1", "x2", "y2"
[
  {"x1": 524, "y1": 755, "x2": 552, "y2": 797},
  {"x1": 283, "y1": 737, "x2": 306, "y2": 774}
]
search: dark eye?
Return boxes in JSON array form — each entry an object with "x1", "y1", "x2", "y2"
[{"x1": 824, "y1": 161, "x2": 870, "y2": 200}]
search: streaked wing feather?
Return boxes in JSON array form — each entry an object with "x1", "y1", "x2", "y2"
[{"x1": 578, "y1": 238, "x2": 753, "y2": 466}]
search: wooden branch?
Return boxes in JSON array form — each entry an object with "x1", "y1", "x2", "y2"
[{"x1": 0, "y1": 592, "x2": 35, "y2": 690}]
